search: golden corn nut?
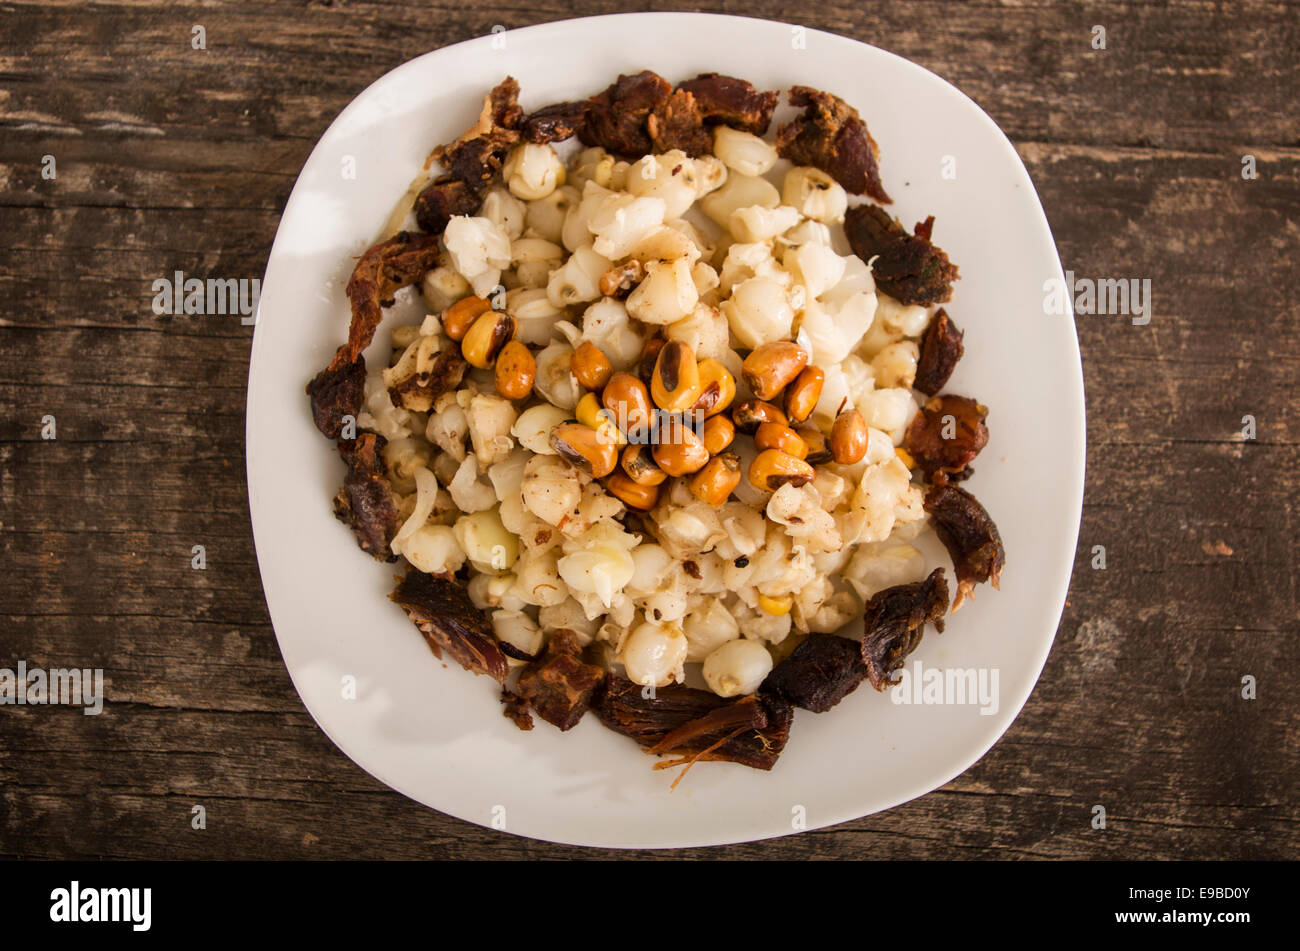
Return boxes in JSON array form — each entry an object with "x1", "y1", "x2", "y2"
[
  {"x1": 621, "y1": 443, "x2": 667, "y2": 486},
  {"x1": 651, "y1": 341, "x2": 703, "y2": 412},
  {"x1": 731, "y1": 399, "x2": 788, "y2": 435},
  {"x1": 689, "y1": 452, "x2": 742, "y2": 507},
  {"x1": 550, "y1": 422, "x2": 619, "y2": 478},
  {"x1": 602, "y1": 372, "x2": 653, "y2": 437},
  {"x1": 799, "y1": 427, "x2": 833, "y2": 465},
  {"x1": 741, "y1": 341, "x2": 809, "y2": 401},
  {"x1": 701, "y1": 414, "x2": 735, "y2": 455},
  {"x1": 830, "y1": 408, "x2": 869, "y2": 464},
  {"x1": 691, "y1": 358, "x2": 737, "y2": 418},
  {"x1": 784, "y1": 365, "x2": 824, "y2": 424},
  {"x1": 652, "y1": 417, "x2": 710, "y2": 477},
  {"x1": 748, "y1": 448, "x2": 815, "y2": 491},
  {"x1": 461, "y1": 310, "x2": 515, "y2": 369},
  {"x1": 576, "y1": 392, "x2": 626, "y2": 446},
  {"x1": 494, "y1": 340, "x2": 536, "y2": 400},
  {"x1": 442, "y1": 295, "x2": 492, "y2": 341},
  {"x1": 754, "y1": 422, "x2": 808, "y2": 460},
  {"x1": 571, "y1": 340, "x2": 613, "y2": 391},
  {"x1": 607, "y1": 470, "x2": 660, "y2": 511},
  {"x1": 637, "y1": 337, "x2": 665, "y2": 386}
]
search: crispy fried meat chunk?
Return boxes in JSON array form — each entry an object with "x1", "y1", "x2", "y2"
[
  {"x1": 775, "y1": 85, "x2": 891, "y2": 202},
  {"x1": 391, "y1": 569, "x2": 509, "y2": 683},
  {"x1": 342, "y1": 231, "x2": 445, "y2": 368},
  {"x1": 521, "y1": 100, "x2": 590, "y2": 143},
  {"x1": 904, "y1": 394, "x2": 989, "y2": 486},
  {"x1": 924, "y1": 485, "x2": 1005, "y2": 611},
  {"x1": 507, "y1": 630, "x2": 607, "y2": 732},
  {"x1": 861, "y1": 568, "x2": 950, "y2": 689},
  {"x1": 431, "y1": 77, "x2": 524, "y2": 190},
  {"x1": 307, "y1": 355, "x2": 366, "y2": 439},
  {"x1": 844, "y1": 204, "x2": 959, "y2": 306},
  {"x1": 413, "y1": 174, "x2": 483, "y2": 234},
  {"x1": 579, "y1": 70, "x2": 672, "y2": 157},
  {"x1": 914, "y1": 308, "x2": 965, "y2": 396},
  {"x1": 762, "y1": 634, "x2": 870, "y2": 713},
  {"x1": 677, "y1": 73, "x2": 779, "y2": 134},
  {"x1": 332, "y1": 432, "x2": 401, "y2": 561},
  {"x1": 593, "y1": 675, "x2": 792, "y2": 771},
  {"x1": 646, "y1": 88, "x2": 713, "y2": 156}
]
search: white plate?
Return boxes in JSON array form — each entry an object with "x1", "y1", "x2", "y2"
[{"x1": 247, "y1": 12, "x2": 1084, "y2": 849}]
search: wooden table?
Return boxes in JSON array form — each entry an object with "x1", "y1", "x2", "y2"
[{"x1": 2, "y1": 1, "x2": 1296, "y2": 860}]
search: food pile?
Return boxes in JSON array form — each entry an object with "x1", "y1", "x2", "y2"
[{"x1": 307, "y1": 71, "x2": 1004, "y2": 780}]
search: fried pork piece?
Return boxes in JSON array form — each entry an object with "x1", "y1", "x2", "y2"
[
  {"x1": 521, "y1": 100, "x2": 590, "y2": 143},
  {"x1": 914, "y1": 308, "x2": 965, "y2": 396},
  {"x1": 844, "y1": 204, "x2": 959, "y2": 306},
  {"x1": 413, "y1": 174, "x2": 483, "y2": 234},
  {"x1": 431, "y1": 76, "x2": 524, "y2": 189},
  {"x1": 593, "y1": 675, "x2": 793, "y2": 771},
  {"x1": 332, "y1": 432, "x2": 401, "y2": 561},
  {"x1": 761, "y1": 634, "x2": 870, "y2": 713},
  {"x1": 391, "y1": 569, "x2": 510, "y2": 683},
  {"x1": 506, "y1": 630, "x2": 607, "y2": 732},
  {"x1": 775, "y1": 85, "x2": 891, "y2": 203},
  {"x1": 306, "y1": 355, "x2": 367, "y2": 440},
  {"x1": 646, "y1": 87, "x2": 714, "y2": 155},
  {"x1": 677, "y1": 72, "x2": 780, "y2": 134},
  {"x1": 580, "y1": 70, "x2": 672, "y2": 157},
  {"x1": 861, "y1": 568, "x2": 950, "y2": 689},
  {"x1": 923, "y1": 485, "x2": 1005, "y2": 611},
  {"x1": 903, "y1": 394, "x2": 989, "y2": 486}
]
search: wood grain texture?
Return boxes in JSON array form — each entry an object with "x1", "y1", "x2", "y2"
[{"x1": 1, "y1": 0, "x2": 1297, "y2": 860}]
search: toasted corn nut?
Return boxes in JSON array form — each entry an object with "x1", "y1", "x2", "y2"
[
  {"x1": 462, "y1": 310, "x2": 516, "y2": 369},
  {"x1": 799, "y1": 427, "x2": 833, "y2": 465},
  {"x1": 607, "y1": 470, "x2": 660, "y2": 511},
  {"x1": 758, "y1": 593, "x2": 794, "y2": 616},
  {"x1": 784, "y1": 365, "x2": 824, "y2": 424},
  {"x1": 652, "y1": 417, "x2": 710, "y2": 477},
  {"x1": 651, "y1": 340, "x2": 703, "y2": 412},
  {"x1": 494, "y1": 341, "x2": 536, "y2": 400},
  {"x1": 701, "y1": 414, "x2": 735, "y2": 455},
  {"x1": 691, "y1": 358, "x2": 737, "y2": 418},
  {"x1": 621, "y1": 443, "x2": 667, "y2": 486},
  {"x1": 637, "y1": 337, "x2": 665, "y2": 386},
  {"x1": 732, "y1": 399, "x2": 788, "y2": 435},
  {"x1": 741, "y1": 341, "x2": 809, "y2": 401},
  {"x1": 576, "y1": 392, "x2": 627, "y2": 446},
  {"x1": 598, "y1": 260, "x2": 644, "y2": 299},
  {"x1": 830, "y1": 408, "x2": 869, "y2": 464},
  {"x1": 754, "y1": 422, "x2": 808, "y2": 460},
  {"x1": 689, "y1": 452, "x2": 742, "y2": 507},
  {"x1": 896, "y1": 446, "x2": 916, "y2": 469},
  {"x1": 602, "y1": 372, "x2": 654, "y2": 438},
  {"x1": 442, "y1": 295, "x2": 492, "y2": 341},
  {"x1": 550, "y1": 422, "x2": 619, "y2": 478},
  {"x1": 748, "y1": 448, "x2": 815, "y2": 491},
  {"x1": 572, "y1": 340, "x2": 613, "y2": 391}
]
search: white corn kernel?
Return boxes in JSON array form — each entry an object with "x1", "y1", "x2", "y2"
[{"x1": 702, "y1": 638, "x2": 773, "y2": 697}]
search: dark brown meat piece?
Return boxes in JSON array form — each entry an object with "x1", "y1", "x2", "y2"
[
  {"x1": 339, "y1": 231, "x2": 444, "y2": 369},
  {"x1": 306, "y1": 355, "x2": 366, "y2": 439},
  {"x1": 593, "y1": 675, "x2": 792, "y2": 771},
  {"x1": 761, "y1": 634, "x2": 870, "y2": 713},
  {"x1": 914, "y1": 309, "x2": 965, "y2": 396},
  {"x1": 844, "y1": 204, "x2": 959, "y2": 306},
  {"x1": 579, "y1": 70, "x2": 672, "y2": 157},
  {"x1": 391, "y1": 569, "x2": 509, "y2": 683},
  {"x1": 413, "y1": 174, "x2": 483, "y2": 235},
  {"x1": 860, "y1": 568, "x2": 950, "y2": 689},
  {"x1": 388, "y1": 341, "x2": 468, "y2": 412},
  {"x1": 521, "y1": 100, "x2": 589, "y2": 143},
  {"x1": 924, "y1": 485, "x2": 1005, "y2": 611},
  {"x1": 775, "y1": 86, "x2": 891, "y2": 203},
  {"x1": 646, "y1": 88, "x2": 713, "y2": 156},
  {"x1": 431, "y1": 77, "x2": 524, "y2": 190},
  {"x1": 507, "y1": 630, "x2": 607, "y2": 732},
  {"x1": 677, "y1": 73, "x2": 779, "y2": 135},
  {"x1": 331, "y1": 432, "x2": 400, "y2": 561},
  {"x1": 903, "y1": 394, "x2": 989, "y2": 486}
]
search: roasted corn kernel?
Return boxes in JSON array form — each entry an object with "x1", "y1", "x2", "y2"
[
  {"x1": 689, "y1": 452, "x2": 742, "y2": 507},
  {"x1": 576, "y1": 391, "x2": 626, "y2": 446},
  {"x1": 442, "y1": 295, "x2": 492, "y2": 341},
  {"x1": 799, "y1": 427, "x2": 833, "y2": 465},
  {"x1": 651, "y1": 340, "x2": 704, "y2": 412},
  {"x1": 637, "y1": 337, "x2": 665, "y2": 386},
  {"x1": 701, "y1": 414, "x2": 735, "y2": 455},
  {"x1": 741, "y1": 341, "x2": 809, "y2": 401},
  {"x1": 602, "y1": 372, "x2": 653, "y2": 438},
  {"x1": 830, "y1": 408, "x2": 869, "y2": 464},
  {"x1": 754, "y1": 422, "x2": 808, "y2": 460},
  {"x1": 748, "y1": 448, "x2": 815, "y2": 491},
  {"x1": 607, "y1": 470, "x2": 660, "y2": 511},
  {"x1": 731, "y1": 399, "x2": 788, "y2": 435},
  {"x1": 784, "y1": 365, "x2": 824, "y2": 424},
  {"x1": 621, "y1": 443, "x2": 667, "y2": 486},
  {"x1": 652, "y1": 417, "x2": 710, "y2": 477},
  {"x1": 461, "y1": 310, "x2": 516, "y2": 369},
  {"x1": 571, "y1": 340, "x2": 613, "y2": 391},
  {"x1": 494, "y1": 340, "x2": 536, "y2": 400},
  {"x1": 550, "y1": 422, "x2": 619, "y2": 478},
  {"x1": 691, "y1": 358, "x2": 737, "y2": 418}
]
